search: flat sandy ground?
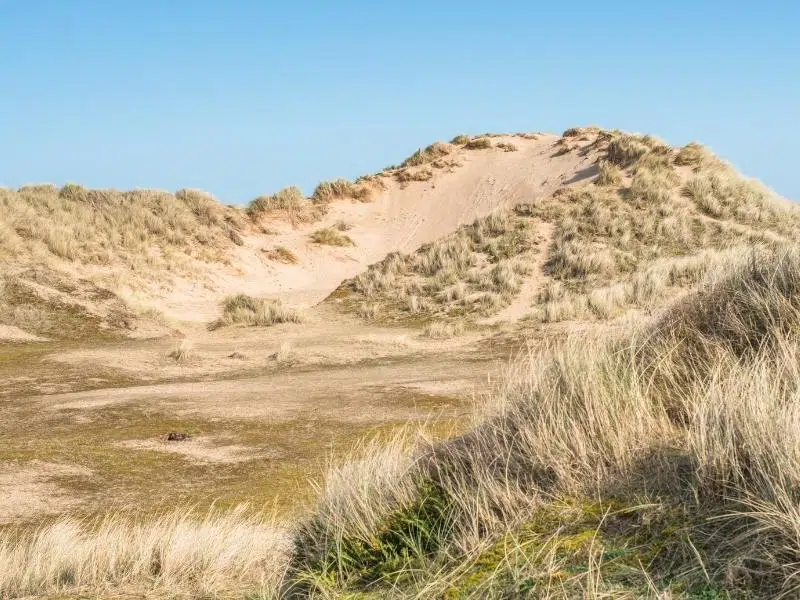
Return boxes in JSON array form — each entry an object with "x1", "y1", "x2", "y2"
[
  {"x1": 0, "y1": 305, "x2": 523, "y2": 527},
  {"x1": 0, "y1": 133, "x2": 603, "y2": 528}
]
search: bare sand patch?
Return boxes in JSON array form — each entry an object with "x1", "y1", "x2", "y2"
[
  {"x1": 118, "y1": 436, "x2": 267, "y2": 464},
  {"x1": 0, "y1": 325, "x2": 48, "y2": 342},
  {"x1": 0, "y1": 461, "x2": 91, "y2": 524}
]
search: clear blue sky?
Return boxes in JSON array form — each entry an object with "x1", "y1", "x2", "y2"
[{"x1": 1, "y1": 1, "x2": 798, "y2": 204}]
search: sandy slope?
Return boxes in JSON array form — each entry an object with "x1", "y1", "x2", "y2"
[{"x1": 144, "y1": 134, "x2": 599, "y2": 321}]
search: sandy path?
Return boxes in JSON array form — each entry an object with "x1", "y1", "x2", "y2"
[{"x1": 482, "y1": 221, "x2": 555, "y2": 325}]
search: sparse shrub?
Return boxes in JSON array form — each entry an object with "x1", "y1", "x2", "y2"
[
  {"x1": 263, "y1": 246, "x2": 298, "y2": 264},
  {"x1": 450, "y1": 134, "x2": 471, "y2": 145},
  {"x1": 211, "y1": 294, "x2": 301, "y2": 329},
  {"x1": 395, "y1": 168, "x2": 434, "y2": 184},
  {"x1": 247, "y1": 186, "x2": 306, "y2": 216},
  {"x1": 606, "y1": 134, "x2": 651, "y2": 166},
  {"x1": 464, "y1": 138, "x2": 492, "y2": 150},
  {"x1": 311, "y1": 179, "x2": 372, "y2": 204},
  {"x1": 422, "y1": 321, "x2": 465, "y2": 338},
  {"x1": 166, "y1": 339, "x2": 194, "y2": 363},
  {"x1": 356, "y1": 302, "x2": 381, "y2": 321},
  {"x1": 675, "y1": 141, "x2": 711, "y2": 170},
  {"x1": 58, "y1": 182, "x2": 86, "y2": 201},
  {"x1": 335, "y1": 220, "x2": 353, "y2": 231},
  {"x1": 401, "y1": 143, "x2": 452, "y2": 168},
  {"x1": 595, "y1": 160, "x2": 623, "y2": 186},
  {"x1": 496, "y1": 142, "x2": 518, "y2": 152},
  {"x1": 311, "y1": 228, "x2": 355, "y2": 247}
]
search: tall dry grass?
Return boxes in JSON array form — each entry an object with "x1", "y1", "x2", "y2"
[
  {"x1": 0, "y1": 185, "x2": 244, "y2": 272},
  {"x1": 210, "y1": 294, "x2": 302, "y2": 329},
  {"x1": 0, "y1": 508, "x2": 290, "y2": 599},
  {"x1": 291, "y1": 247, "x2": 800, "y2": 598}
]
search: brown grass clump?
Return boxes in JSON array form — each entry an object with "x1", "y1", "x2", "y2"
[
  {"x1": 401, "y1": 143, "x2": 453, "y2": 168},
  {"x1": 421, "y1": 320, "x2": 465, "y2": 338},
  {"x1": 674, "y1": 141, "x2": 713, "y2": 170},
  {"x1": 496, "y1": 142, "x2": 518, "y2": 152},
  {"x1": 310, "y1": 228, "x2": 355, "y2": 247},
  {"x1": 464, "y1": 138, "x2": 493, "y2": 150},
  {"x1": 247, "y1": 186, "x2": 324, "y2": 226},
  {"x1": 606, "y1": 133, "x2": 670, "y2": 166},
  {"x1": 395, "y1": 168, "x2": 434, "y2": 184},
  {"x1": 263, "y1": 245, "x2": 298, "y2": 264},
  {"x1": 594, "y1": 160, "x2": 623, "y2": 186},
  {"x1": 311, "y1": 179, "x2": 372, "y2": 204},
  {"x1": 562, "y1": 125, "x2": 602, "y2": 138},
  {"x1": 450, "y1": 134, "x2": 471, "y2": 145},
  {"x1": 166, "y1": 339, "x2": 195, "y2": 363},
  {"x1": 210, "y1": 294, "x2": 301, "y2": 329}
]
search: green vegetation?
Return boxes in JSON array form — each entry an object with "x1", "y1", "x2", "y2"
[{"x1": 290, "y1": 248, "x2": 800, "y2": 598}]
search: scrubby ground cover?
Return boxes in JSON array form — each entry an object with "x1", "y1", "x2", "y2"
[
  {"x1": 338, "y1": 210, "x2": 543, "y2": 323},
  {"x1": 288, "y1": 247, "x2": 800, "y2": 599}
]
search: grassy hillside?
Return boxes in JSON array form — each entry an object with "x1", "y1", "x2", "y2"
[
  {"x1": 336, "y1": 128, "x2": 799, "y2": 328},
  {"x1": 1, "y1": 128, "x2": 799, "y2": 599},
  {"x1": 3, "y1": 244, "x2": 800, "y2": 598},
  {"x1": 291, "y1": 246, "x2": 800, "y2": 599}
]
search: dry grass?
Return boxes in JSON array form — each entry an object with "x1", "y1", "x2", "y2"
[
  {"x1": 210, "y1": 294, "x2": 301, "y2": 329},
  {"x1": 311, "y1": 179, "x2": 372, "y2": 204},
  {"x1": 263, "y1": 246, "x2": 299, "y2": 264},
  {"x1": 675, "y1": 141, "x2": 716, "y2": 170},
  {"x1": 514, "y1": 131, "x2": 800, "y2": 325},
  {"x1": 395, "y1": 167, "x2": 434, "y2": 184},
  {"x1": 450, "y1": 134, "x2": 471, "y2": 145},
  {"x1": 401, "y1": 143, "x2": 453, "y2": 168},
  {"x1": 291, "y1": 247, "x2": 800, "y2": 599},
  {"x1": 0, "y1": 508, "x2": 290, "y2": 599},
  {"x1": 343, "y1": 210, "x2": 538, "y2": 321},
  {"x1": 248, "y1": 186, "x2": 323, "y2": 226},
  {"x1": 166, "y1": 339, "x2": 195, "y2": 363},
  {"x1": 310, "y1": 228, "x2": 356, "y2": 247},
  {"x1": 0, "y1": 185, "x2": 244, "y2": 279},
  {"x1": 464, "y1": 138, "x2": 492, "y2": 150},
  {"x1": 594, "y1": 160, "x2": 623, "y2": 186},
  {"x1": 496, "y1": 142, "x2": 518, "y2": 152},
  {"x1": 421, "y1": 321, "x2": 465, "y2": 339}
]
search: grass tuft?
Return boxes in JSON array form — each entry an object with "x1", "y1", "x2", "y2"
[
  {"x1": 310, "y1": 228, "x2": 356, "y2": 247},
  {"x1": 211, "y1": 294, "x2": 301, "y2": 329}
]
